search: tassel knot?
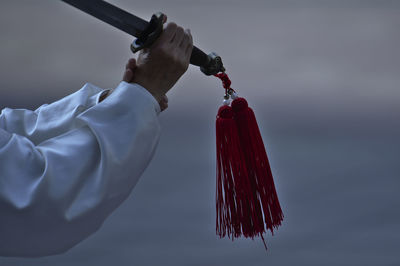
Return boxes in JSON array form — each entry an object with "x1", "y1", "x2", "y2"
[{"x1": 231, "y1": 97, "x2": 248, "y2": 111}]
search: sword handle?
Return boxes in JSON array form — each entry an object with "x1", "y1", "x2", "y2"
[
  {"x1": 190, "y1": 48, "x2": 225, "y2": 76},
  {"x1": 131, "y1": 12, "x2": 225, "y2": 75},
  {"x1": 131, "y1": 12, "x2": 165, "y2": 53}
]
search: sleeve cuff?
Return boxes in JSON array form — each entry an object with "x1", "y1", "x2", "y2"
[{"x1": 100, "y1": 81, "x2": 161, "y2": 115}]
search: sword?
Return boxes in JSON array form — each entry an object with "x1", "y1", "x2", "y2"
[{"x1": 60, "y1": 0, "x2": 225, "y2": 75}]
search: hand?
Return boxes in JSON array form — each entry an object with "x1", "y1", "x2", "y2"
[
  {"x1": 123, "y1": 58, "x2": 169, "y2": 112},
  {"x1": 131, "y1": 15, "x2": 193, "y2": 102}
]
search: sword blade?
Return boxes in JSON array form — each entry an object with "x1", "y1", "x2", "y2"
[
  {"x1": 61, "y1": 0, "x2": 148, "y2": 37},
  {"x1": 61, "y1": 0, "x2": 225, "y2": 75}
]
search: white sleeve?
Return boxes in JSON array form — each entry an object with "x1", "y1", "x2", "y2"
[{"x1": 0, "y1": 81, "x2": 161, "y2": 257}]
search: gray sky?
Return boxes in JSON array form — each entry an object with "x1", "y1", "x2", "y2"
[{"x1": 0, "y1": 1, "x2": 399, "y2": 265}]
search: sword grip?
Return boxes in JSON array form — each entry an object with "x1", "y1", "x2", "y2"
[
  {"x1": 190, "y1": 46, "x2": 208, "y2": 67},
  {"x1": 190, "y1": 47, "x2": 225, "y2": 76},
  {"x1": 131, "y1": 12, "x2": 225, "y2": 75}
]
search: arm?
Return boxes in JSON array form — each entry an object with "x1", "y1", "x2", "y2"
[
  {"x1": 0, "y1": 81, "x2": 161, "y2": 257},
  {"x1": 0, "y1": 14, "x2": 193, "y2": 257},
  {"x1": 0, "y1": 83, "x2": 114, "y2": 145}
]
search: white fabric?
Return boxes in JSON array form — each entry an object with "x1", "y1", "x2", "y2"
[{"x1": 0, "y1": 81, "x2": 161, "y2": 257}]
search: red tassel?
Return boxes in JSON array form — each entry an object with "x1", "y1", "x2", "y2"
[
  {"x1": 214, "y1": 72, "x2": 283, "y2": 249},
  {"x1": 231, "y1": 98, "x2": 284, "y2": 234},
  {"x1": 216, "y1": 105, "x2": 262, "y2": 240}
]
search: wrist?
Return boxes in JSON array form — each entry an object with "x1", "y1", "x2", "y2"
[{"x1": 132, "y1": 77, "x2": 163, "y2": 102}]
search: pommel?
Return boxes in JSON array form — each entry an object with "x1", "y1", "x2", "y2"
[{"x1": 200, "y1": 52, "x2": 225, "y2": 76}]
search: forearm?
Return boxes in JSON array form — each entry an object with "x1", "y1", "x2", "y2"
[
  {"x1": 0, "y1": 82, "x2": 161, "y2": 257},
  {"x1": 0, "y1": 83, "x2": 110, "y2": 145}
]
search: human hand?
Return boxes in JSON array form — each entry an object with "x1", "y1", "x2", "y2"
[
  {"x1": 131, "y1": 14, "x2": 193, "y2": 102},
  {"x1": 123, "y1": 58, "x2": 168, "y2": 112}
]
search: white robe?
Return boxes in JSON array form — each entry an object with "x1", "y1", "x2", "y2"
[{"x1": 0, "y1": 81, "x2": 161, "y2": 257}]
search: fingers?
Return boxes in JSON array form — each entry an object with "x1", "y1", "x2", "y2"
[
  {"x1": 161, "y1": 22, "x2": 178, "y2": 43},
  {"x1": 123, "y1": 58, "x2": 137, "y2": 82},
  {"x1": 183, "y1": 29, "x2": 193, "y2": 59},
  {"x1": 125, "y1": 58, "x2": 137, "y2": 70},
  {"x1": 122, "y1": 68, "x2": 134, "y2": 82},
  {"x1": 179, "y1": 28, "x2": 190, "y2": 48},
  {"x1": 171, "y1": 26, "x2": 184, "y2": 45},
  {"x1": 170, "y1": 26, "x2": 193, "y2": 65},
  {"x1": 154, "y1": 18, "x2": 192, "y2": 59}
]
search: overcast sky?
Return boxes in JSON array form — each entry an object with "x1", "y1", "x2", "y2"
[{"x1": 0, "y1": 1, "x2": 399, "y2": 265}]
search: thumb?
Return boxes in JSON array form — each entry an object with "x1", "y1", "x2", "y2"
[{"x1": 122, "y1": 68, "x2": 134, "y2": 83}]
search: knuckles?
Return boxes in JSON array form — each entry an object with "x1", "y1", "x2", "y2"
[
  {"x1": 165, "y1": 22, "x2": 177, "y2": 30},
  {"x1": 183, "y1": 29, "x2": 193, "y2": 44},
  {"x1": 176, "y1": 26, "x2": 184, "y2": 35},
  {"x1": 148, "y1": 22, "x2": 191, "y2": 73}
]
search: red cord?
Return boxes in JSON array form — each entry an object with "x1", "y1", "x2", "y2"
[{"x1": 214, "y1": 72, "x2": 235, "y2": 93}]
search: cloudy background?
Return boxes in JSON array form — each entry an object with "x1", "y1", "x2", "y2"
[{"x1": 1, "y1": 0, "x2": 399, "y2": 265}]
